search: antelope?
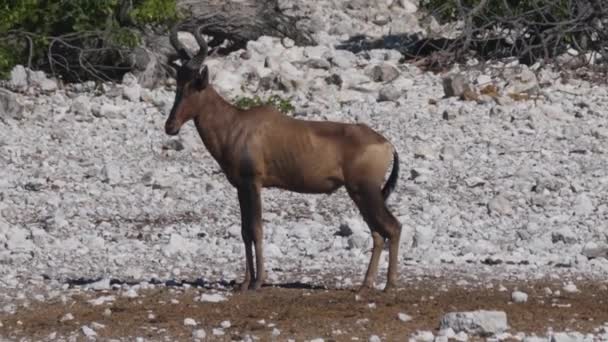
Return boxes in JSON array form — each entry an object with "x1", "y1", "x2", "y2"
[{"x1": 164, "y1": 25, "x2": 403, "y2": 292}]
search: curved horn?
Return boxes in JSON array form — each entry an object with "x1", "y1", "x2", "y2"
[
  {"x1": 170, "y1": 23, "x2": 191, "y2": 60},
  {"x1": 185, "y1": 26, "x2": 208, "y2": 70}
]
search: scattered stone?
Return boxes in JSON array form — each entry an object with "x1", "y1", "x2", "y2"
[
  {"x1": 0, "y1": 88, "x2": 24, "y2": 120},
  {"x1": 70, "y1": 96, "x2": 91, "y2": 116},
  {"x1": 410, "y1": 330, "x2": 434, "y2": 341},
  {"x1": 511, "y1": 291, "x2": 528, "y2": 303},
  {"x1": 551, "y1": 331, "x2": 586, "y2": 342},
  {"x1": 162, "y1": 139, "x2": 185, "y2": 151},
  {"x1": 573, "y1": 193, "x2": 594, "y2": 216},
  {"x1": 220, "y1": 320, "x2": 231, "y2": 328},
  {"x1": 443, "y1": 73, "x2": 475, "y2": 99},
  {"x1": 398, "y1": 312, "x2": 412, "y2": 322},
  {"x1": 81, "y1": 326, "x2": 97, "y2": 337},
  {"x1": 440, "y1": 310, "x2": 508, "y2": 336},
  {"x1": 582, "y1": 244, "x2": 608, "y2": 260},
  {"x1": 562, "y1": 282, "x2": 578, "y2": 293},
  {"x1": 28, "y1": 70, "x2": 58, "y2": 92},
  {"x1": 193, "y1": 329, "x2": 207, "y2": 339},
  {"x1": 377, "y1": 85, "x2": 402, "y2": 102},
  {"x1": 60, "y1": 313, "x2": 74, "y2": 322},
  {"x1": 184, "y1": 318, "x2": 197, "y2": 326},
  {"x1": 88, "y1": 278, "x2": 111, "y2": 291},
  {"x1": 504, "y1": 67, "x2": 539, "y2": 95},
  {"x1": 399, "y1": 0, "x2": 418, "y2": 13},
  {"x1": 9, "y1": 65, "x2": 28, "y2": 91},
  {"x1": 6, "y1": 228, "x2": 35, "y2": 253},
  {"x1": 442, "y1": 109, "x2": 457, "y2": 120},
  {"x1": 369, "y1": 335, "x2": 381, "y2": 342},
  {"x1": 199, "y1": 293, "x2": 228, "y2": 303},
  {"x1": 551, "y1": 228, "x2": 577, "y2": 245},
  {"x1": 488, "y1": 194, "x2": 513, "y2": 216},
  {"x1": 100, "y1": 162, "x2": 121, "y2": 184},
  {"x1": 366, "y1": 63, "x2": 400, "y2": 82},
  {"x1": 307, "y1": 58, "x2": 331, "y2": 70},
  {"x1": 164, "y1": 233, "x2": 199, "y2": 256}
]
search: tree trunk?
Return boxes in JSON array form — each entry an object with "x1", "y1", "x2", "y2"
[
  {"x1": 177, "y1": 0, "x2": 314, "y2": 51},
  {"x1": 133, "y1": 0, "x2": 313, "y2": 88}
]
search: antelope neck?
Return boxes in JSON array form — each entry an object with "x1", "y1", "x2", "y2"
[{"x1": 192, "y1": 86, "x2": 239, "y2": 162}]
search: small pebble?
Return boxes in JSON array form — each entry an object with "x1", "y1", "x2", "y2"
[
  {"x1": 184, "y1": 318, "x2": 197, "y2": 326},
  {"x1": 512, "y1": 291, "x2": 529, "y2": 303}
]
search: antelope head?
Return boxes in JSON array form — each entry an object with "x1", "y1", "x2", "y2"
[{"x1": 165, "y1": 25, "x2": 210, "y2": 136}]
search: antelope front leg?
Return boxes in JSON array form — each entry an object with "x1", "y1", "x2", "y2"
[{"x1": 237, "y1": 180, "x2": 265, "y2": 290}]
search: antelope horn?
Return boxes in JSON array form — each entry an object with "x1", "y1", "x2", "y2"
[
  {"x1": 170, "y1": 23, "x2": 192, "y2": 61},
  {"x1": 186, "y1": 26, "x2": 208, "y2": 71}
]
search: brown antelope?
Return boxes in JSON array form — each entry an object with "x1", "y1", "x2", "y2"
[{"x1": 164, "y1": 25, "x2": 403, "y2": 292}]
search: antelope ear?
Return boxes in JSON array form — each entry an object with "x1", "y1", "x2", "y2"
[{"x1": 193, "y1": 65, "x2": 209, "y2": 90}]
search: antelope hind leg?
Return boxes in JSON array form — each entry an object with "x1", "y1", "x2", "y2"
[{"x1": 348, "y1": 184, "x2": 402, "y2": 292}]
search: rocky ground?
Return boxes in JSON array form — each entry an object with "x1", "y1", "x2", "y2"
[{"x1": 2, "y1": 0, "x2": 608, "y2": 341}]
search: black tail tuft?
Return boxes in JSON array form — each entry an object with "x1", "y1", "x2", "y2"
[{"x1": 381, "y1": 150, "x2": 399, "y2": 201}]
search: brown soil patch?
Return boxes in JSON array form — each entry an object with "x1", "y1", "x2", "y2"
[{"x1": 1, "y1": 279, "x2": 607, "y2": 341}]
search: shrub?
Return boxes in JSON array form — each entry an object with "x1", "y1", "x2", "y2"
[
  {"x1": 234, "y1": 94, "x2": 295, "y2": 114},
  {"x1": 0, "y1": 0, "x2": 179, "y2": 80}
]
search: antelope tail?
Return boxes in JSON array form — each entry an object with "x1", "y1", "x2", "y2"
[{"x1": 381, "y1": 150, "x2": 399, "y2": 201}]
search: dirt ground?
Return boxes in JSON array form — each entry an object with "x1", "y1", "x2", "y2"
[{"x1": 1, "y1": 277, "x2": 608, "y2": 341}]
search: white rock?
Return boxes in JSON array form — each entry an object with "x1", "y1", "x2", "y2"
[
  {"x1": 413, "y1": 225, "x2": 434, "y2": 248},
  {"x1": 164, "y1": 233, "x2": 199, "y2": 256},
  {"x1": 369, "y1": 335, "x2": 381, "y2": 342},
  {"x1": 552, "y1": 332, "x2": 585, "y2": 342},
  {"x1": 212, "y1": 328, "x2": 225, "y2": 335},
  {"x1": 88, "y1": 278, "x2": 111, "y2": 291},
  {"x1": 378, "y1": 85, "x2": 402, "y2": 102},
  {"x1": 93, "y1": 103, "x2": 121, "y2": 118},
  {"x1": 437, "y1": 328, "x2": 455, "y2": 338},
  {"x1": 488, "y1": 195, "x2": 513, "y2": 216},
  {"x1": 199, "y1": 293, "x2": 228, "y2": 302},
  {"x1": 442, "y1": 73, "x2": 471, "y2": 98},
  {"x1": 398, "y1": 312, "x2": 413, "y2": 322},
  {"x1": 331, "y1": 50, "x2": 357, "y2": 69},
  {"x1": 0, "y1": 88, "x2": 24, "y2": 120},
  {"x1": 60, "y1": 313, "x2": 74, "y2": 322},
  {"x1": 399, "y1": 0, "x2": 418, "y2": 13},
  {"x1": 9, "y1": 65, "x2": 28, "y2": 91},
  {"x1": 70, "y1": 95, "x2": 91, "y2": 115},
  {"x1": 6, "y1": 228, "x2": 35, "y2": 253},
  {"x1": 100, "y1": 162, "x2": 121, "y2": 184},
  {"x1": 411, "y1": 330, "x2": 434, "y2": 341},
  {"x1": 123, "y1": 288, "x2": 138, "y2": 298},
  {"x1": 573, "y1": 194, "x2": 594, "y2": 216},
  {"x1": 365, "y1": 63, "x2": 400, "y2": 82},
  {"x1": 440, "y1": 310, "x2": 508, "y2": 335},
  {"x1": 220, "y1": 320, "x2": 231, "y2": 328},
  {"x1": 28, "y1": 70, "x2": 57, "y2": 92},
  {"x1": 81, "y1": 326, "x2": 97, "y2": 337},
  {"x1": 184, "y1": 318, "x2": 197, "y2": 326},
  {"x1": 511, "y1": 291, "x2": 528, "y2": 303},
  {"x1": 504, "y1": 67, "x2": 539, "y2": 94},
  {"x1": 562, "y1": 282, "x2": 579, "y2": 293},
  {"x1": 193, "y1": 329, "x2": 207, "y2": 339},
  {"x1": 123, "y1": 84, "x2": 141, "y2": 102}
]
